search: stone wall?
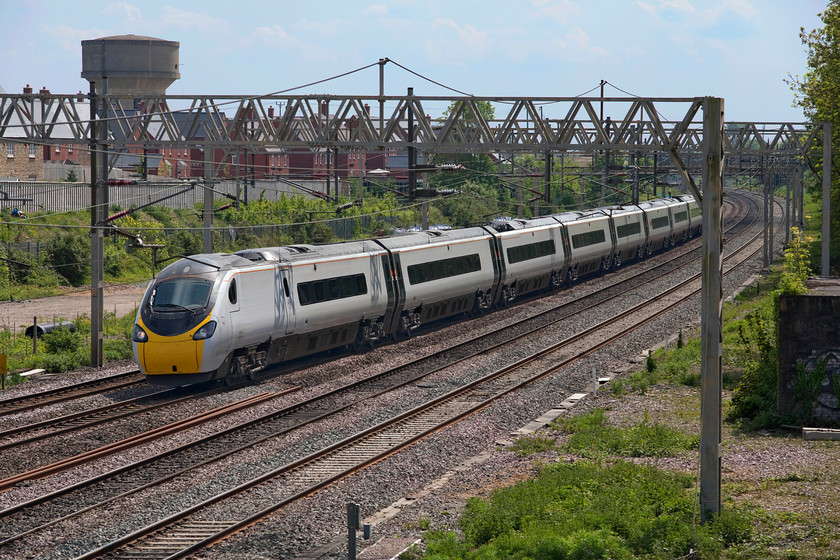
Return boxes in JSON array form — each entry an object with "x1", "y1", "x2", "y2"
[{"x1": 777, "y1": 278, "x2": 840, "y2": 425}]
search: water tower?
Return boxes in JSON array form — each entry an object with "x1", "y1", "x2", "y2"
[{"x1": 81, "y1": 34, "x2": 179, "y2": 96}]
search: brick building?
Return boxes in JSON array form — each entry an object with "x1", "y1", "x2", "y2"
[{"x1": 1, "y1": 140, "x2": 45, "y2": 181}]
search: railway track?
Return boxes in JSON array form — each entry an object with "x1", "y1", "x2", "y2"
[
  {"x1": 0, "y1": 192, "x2": 748, "y2": 455},
  {"x1": 67, "y1": 192, "x2": 775, "y2": 560},
  {"x1": 0, "y1": 371, "x2": 147, "y2": 416},
  {"x1": 0, "y1": 191, "x2": 772, "y2": 558}
]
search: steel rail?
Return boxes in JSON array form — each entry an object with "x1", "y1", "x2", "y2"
[
  {"x1": 0, "y1": 392, "x2": 285, "y2": 491},
  {"x1": 0, "y1": 370, "x2": 145, "y2": 416}
]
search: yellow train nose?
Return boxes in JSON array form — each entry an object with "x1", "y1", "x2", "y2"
[{"x1": 140, "y1": 338, "x2": 202, "y2": 374}]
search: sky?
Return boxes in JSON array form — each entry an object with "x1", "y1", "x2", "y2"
[{"x1": 0, "y1": 0, "x2": 829, "y2": 124}]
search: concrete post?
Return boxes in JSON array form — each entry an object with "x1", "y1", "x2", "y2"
[{"x1": 700, "y1": 97, "x2": 724, "y2": 522}]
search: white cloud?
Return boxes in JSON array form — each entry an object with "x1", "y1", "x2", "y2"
[
  {"x1": 103, "y1": 2, "x2": 141, "y2": 21},
  {"x1": 531, "y1": 0, "x2": 581, "y2": 22},
  {"x1": 428, "y1": 18, "x2": 488, "y2": 55},
  {"x1": 160, "y1": 7, "x2": 229, "y2": 33},
  {"x1": 41, "y1": 24, "x2": 109, "y2": 52},
  {"x1": 363, "y1": 4, "x2": 388, "y2": 15}
]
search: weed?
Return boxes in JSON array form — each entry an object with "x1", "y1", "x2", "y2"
[{"x1": 509, "y1": 435, "x2": 556, "y2": 457}]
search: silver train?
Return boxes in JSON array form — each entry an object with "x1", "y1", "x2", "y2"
[{"x1": 133, "y1": 196, "x2": 700, "y2": 386}]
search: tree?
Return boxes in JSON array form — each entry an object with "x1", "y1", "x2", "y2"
[
  {"x1": 65, "y1": 169, "x2": 78, "y2": 182},
  {"x1": 787, "y1": 1, "x2": 840, "y2": 272}
]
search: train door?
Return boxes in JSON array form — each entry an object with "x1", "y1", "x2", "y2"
[
  {"x1": 278, "y1": 265, "x2": 296, "y2": 335},
  {"x1": 224, "y1": 275, "x2": 240, "y2": 351}
]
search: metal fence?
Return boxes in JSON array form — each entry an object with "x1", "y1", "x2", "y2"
[
  {"x1": 0, "y1": 178, "x2": 403, "y2": 244},
  {"x1": 0, "y1": 178, "x2": 346, "y2": 214}
]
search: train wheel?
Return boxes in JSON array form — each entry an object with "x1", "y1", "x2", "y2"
[{"x1": 224, "y1": 360, "x2": 246, "y2": 386}]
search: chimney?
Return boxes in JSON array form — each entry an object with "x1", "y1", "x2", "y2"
[
  {"x1": 364, "y1": 103, "x2": 370, "y2": 115},
  {"x1": 268, "y1": 106, "x2": 275, "y2": 118},
  {"x1": 23, "y1": 84, "x2": 32, "y2": 94}
]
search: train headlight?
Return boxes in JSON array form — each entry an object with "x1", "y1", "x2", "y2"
[
  {"x1": 132, "y1": 324, "x2": 148, "y2": 343},
  {"x1": 193, "y1": 320, "x2": 217, "y2": 340}
]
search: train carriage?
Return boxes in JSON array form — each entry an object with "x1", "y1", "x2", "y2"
[
  {"x1": 665, "y1": 198, "x2": 693, "y2": 243},
  {"x1": 237, "y1": 241, "x2": 392, "y2": 360},
  {"x1": 677, "y1": 195, "x2": 702, "y2": 237},
  {"x1": 607, "y1": 205, "x2": 647, "y2": 267},
  {"x1": 638, "y1": 199, "x2": 675, "y2": 254},
  {"x1": 488, "y1": 216, "x2": 566, "y2": 305},
  {"x1": 553, "y1": 210, "x2": 614, "y2": 281},
  {"x1": 375, "y1": 227, "x2": 498, "y2": 334}
]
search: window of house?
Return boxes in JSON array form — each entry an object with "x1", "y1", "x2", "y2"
[
  {"x1": 6, "y1": 143, "x2": 14, "y2": 158},
  {"x1": 56, "y1": 144, "x2": 60, "y2": 153},
  {"x1": 68, "y1": 144, "x2": 73, "y2": 154},
  {"x1": 29, "y1": 144, "x2": 36, "y2": 158}
]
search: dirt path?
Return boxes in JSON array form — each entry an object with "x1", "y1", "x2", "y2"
[{"x1": 0, "y1": 284, "x2": 148, "y2": 332}]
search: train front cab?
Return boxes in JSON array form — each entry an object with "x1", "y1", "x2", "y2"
[{"x1": 133, "y1": 257, "x2": 239, "y2": 386}]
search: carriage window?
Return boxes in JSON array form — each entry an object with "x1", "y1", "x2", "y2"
[
  {"x1": 407, "y1": 254, "x2": 481, "y2": 285},
  {"x1": 296, "y1": 273, "x2": 368, "y2": 306},
  {"x1": 571, "y1": 229, "x2": 606, "y2": 249},
  {"x1": 690, "y1": 207, "x2": 702, "y2": 218},
  {"x1": 228, "y1": 279, "x2": 237, "y2": 304},
  {"x1": 616, "y1": 222, "x2": 642, "y2": 238},
  {"x1": 650, "y1": 216, "x2": 670, "y2": 229},
  {"x1": 673, "y1": 211, "x2": 688, "y2": 223},
  {"x1": 283, "y1": 277, "x2": 290, "y2": 298},
  {"x1": 507, "y1": 240, "x2": 555, "y2": 264}
]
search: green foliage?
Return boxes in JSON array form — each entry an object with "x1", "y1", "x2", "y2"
[
  {"x1": 787, "y1": 2, "x2": 840, "y2": 271},
  {"x1": 45, "y1": 232, "x2": 90, "y2": 286},
  {"x1": 727, "y1": 312, "x2": 780, "y2": 428},
  {"x1": 775, "y1": 227, "x2": 812, "y2": 299},
  {"x1": 42, "y1": 325, "x2": 83, "y2": 354},
  {"x1": 509, "y1": 435, "x2": 556, "y2": 457},
  {"x1": 793, "y1": 358, "x2": 827, "y2": 425},
  {"x1": 552, "y1": 409, "x2": 698, "y2": 458},
  {"x1": 65, "y1": 169, "x2": 78, "y2": 182},
  {"x1": 419, "y1": 460, "x2": 752, "y2": 559},
  {"x1": 646, "y1": 352, "x2": 656, "y2": 373}
]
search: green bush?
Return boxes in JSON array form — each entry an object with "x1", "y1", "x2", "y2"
[
  {"x1": 429, "y1": 460, "x2": 753, "y2": 559},
  {"x1": 42, "y1": 325, "x2": 83, "y2": 354},
  {"x1": 45, "y1": 232, "x2": 90, "y2": 286}
]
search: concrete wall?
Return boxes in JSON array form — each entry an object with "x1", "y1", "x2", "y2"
[{"x1": 778, "y1": 278, "x2": 840, "y2": 424}]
